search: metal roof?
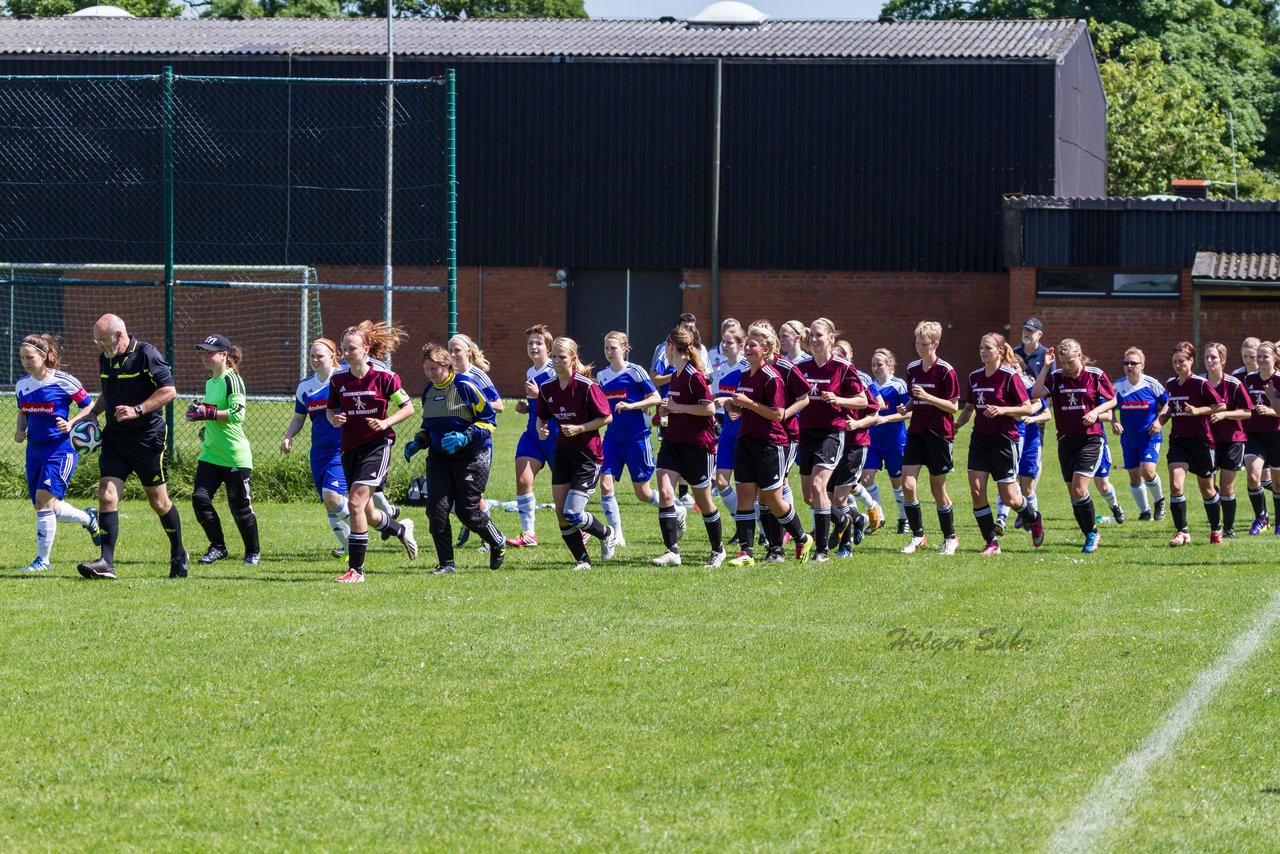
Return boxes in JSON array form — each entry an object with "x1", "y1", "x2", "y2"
[
  {"x1": 1006, "y1": 194, "x2": 1280, "y2": 212},
  {"x1": 0, "y1": 16, "x2": 1087, "y2": 60},
  {"x1": 1192, "y1": 252, "x2": 1280, "y2": 282}
]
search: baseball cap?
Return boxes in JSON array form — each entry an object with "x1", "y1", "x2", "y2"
[
  {"x1": 1022, "y1": 317, "x2": 1044, "y2": 332},
  {"x1": 195, "y1": 333, "x2": 232, "y2": 352}
]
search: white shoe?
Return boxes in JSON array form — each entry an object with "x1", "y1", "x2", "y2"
[
  {"x1": 572, "y1": 560, "x2": 592, "y2": 572},
  {"x1": 614, "y1": 534, "x2": 627, "y2": 548},
  {"x1": 601, "y1": 526, "x2": 618, "y2": 562},
  {"x1": 675, "y1": 504, "x2": 688, "y2": 542},
  {"x1": 704, "y1": 549, "x2": 727, "y2": 568},
  {"x1": 398, "y1": 518, "x2": 419, "y2": 561},
  {"x1": 939, "y1": 536, "x2": 959, "y2": 556},
  {"x1": 900, "y1": 535, "x2": 927, "y2": 554},
  {"x1": 678, "y1": 494, "x2": 696, "y2": 508},
  {"x1": 651, "y1": 550, "x2": 682, "y2": 567}
]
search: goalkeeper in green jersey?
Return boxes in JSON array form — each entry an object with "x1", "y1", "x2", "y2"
[{"x1": 187, "y1": 333, "x2": 261, "y2": 566}]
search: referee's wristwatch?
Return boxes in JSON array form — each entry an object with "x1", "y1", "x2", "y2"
[{"x1": 133, "y1": 404, "x2": 144, "y2": 416}]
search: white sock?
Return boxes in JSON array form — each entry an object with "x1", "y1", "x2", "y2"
[
  {"x1": 327, "y1": 510, "x2": 350, "y2": 549},
  {"x1": 648, "y1": 492, "x2": 660, "y2": 506},
  {"x1": 601, "y1": 492, "x2": 622, "y2": 535},
  {"x1": 1130, "y1": 482, "x2": 1151, "y2": 514},
  {"x1": 893, "y1": 487, "x2": 906, "y2": 520},
  {"x1": 371, "y1": 491, "x2": 395, "y2": 517},
  {"x1": 55, "y1": 501, "x2": 91, "y2": 526},
  {"x1": 853, "y1": 483, "x2": 875, "y2": 511},
  {"x1": 995, "y1": 500, "x2": 1008, "y2": 522},
  {"x1": 1026, "y1": 492, "x2": 1039, "y2": 515},
  {"x1": 36, "y1": 509, "x2": 56, "y2": 562},
  {"x1": 717, "y1": 485, "x2": 737, "y2": 515},
  {"x1": 867, "y1": 482, "x2": 881, "y2": 507},
  {"x1": 1100, "y1": 487, "x2": 1118, "y2": 509},
  {"x1": 517, "y1": 492, "x2": 537, "y2": 535},
  {"x1": 1145, "y1": 475, "x2": 1164, "y2": 504},
  {"x1": 782, "y1": 483, "x2": 794, "y2": 506},
  {"x1": 335, "y1": 496, "x2": 350, "y2": 518}
]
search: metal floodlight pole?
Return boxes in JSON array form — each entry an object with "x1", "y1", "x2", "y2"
[
  {"x1": 446, "y1": 68, "x2": 457, "y2": 337},
  {"x1": 383, "y1": 1, "x2": 395, "y2": 364},
  {"x1": 162, "y1": 66, "x2": 176, "y2": 455}
]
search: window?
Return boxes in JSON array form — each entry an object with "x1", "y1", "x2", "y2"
[{"x1": 1036, "y1": 270, "x2": 1179, "y2": 298}]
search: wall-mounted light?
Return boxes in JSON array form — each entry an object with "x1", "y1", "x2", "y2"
[{"x1": 549, "y1": 268, "x2": 570, "y2": 289}]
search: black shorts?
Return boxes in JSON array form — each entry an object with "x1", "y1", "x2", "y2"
[
  {"x1": 1167, "y1": 437, "x2": 1216, "y2": 479},
  {"x1": 99, "y1": 427, "x2": 168, "y2": 487},
  {"x1": 734, "y1": 436, "x2": 788, "y2": 491},
  {"x1": 1214, "y1": 441, "x2": 1246, "y2": 472},
  {"x1": 1057, "y1": 434, "x2": 1105, "y2": 482},
  {"x1": 798, "y1": 430, "x2": 844, "y2": 476},
  {"x1": 656, "y1": 440, "x2": 716, "y2": 489},
  {"x1": 968, "y1": 431, "x2": 1020, "y2": 483},
  {"x1": 551, "y1": 446, "x2": 602, "y2": 492},
  {"x1": 342, "y1": 437, "x2": 393, "y2": 489},
  {"x1": 1245, "y1": 432, "x2": 1280, "y2": 468},
  {"x1": 831, "y1": 440, "x2": 867, "y2": 489},
  {"x1": 903, "y1": 432, "x2": 954, "y2": 475}
]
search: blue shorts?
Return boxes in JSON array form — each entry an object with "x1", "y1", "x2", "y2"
[
  {"x1": 603, "y1": 435, "x2": 656, "y2": 483},
  {"x1": 864, "y1": 446, "x2": 904, "y2": 478},
  {"x1": 1120, "y1": 432, "x2": 1162, "y2": 469},
  {"x1": 1096, "y1": 442, "x2": 1113, "y2": 478},
  {"x1": 311, "y1": 451, "x2": 347, "y2": 497},
  {"x1": 715, "y1": 425, "x2": 739, "y2": 470},
  {"x1": 27, "y1": 445, "x2": 76, "y2": 502},
  {"x1": 516, "y1": 429, "x2": 557, "y2": 465},
  {"x1": 1018, "y1": 433, "x2": 1042, "y2": 479}
]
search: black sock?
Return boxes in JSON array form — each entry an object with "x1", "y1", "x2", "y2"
[
  {"x1": 1249, "y1": 488, "x2": 1266, "y2": 519},
  {"x1": 776, "y1": 506, "x2": 807, "y2": 542},
  {"x1": 1171, "y1": 496, "x2": 1188, "y2": 532},
  {"x1": 1072, "y1": 496, "x2": 1097, "y2": 535},
  {"x1": 758, "y1": 500, "x2": 783, "y2": 549},
  {"x1": 100, "y1": 510, "x2": 119, "y2": 564},
  {"x1": 678, "y1": 483, "x2": 689, "y2": 500},
  {"x1": 375, "y1": 512, "x2": 404, "y2": 540},
  {"x1": 734, "y1": 513, "x2": 756, "y2": 556},
  {"x1": 974, "y1": 505, "x2": 996, "y2": 544},
  {"x1": 579, "y1": 511, "x2": 607, "y2": 540},
  {"x1": 658, "y1": 506, "x2": 680, "y2": 552},
  {"x1": 1013, "y1": 497, "x2": 1039, "y2": 527},
  {"x1": 1205, "y1": 494, "x2": 1222, "y2": 531},
  {"x1": 702, "y1": 510, "x2": 724, "y2": 552},
  {"x1": 160, "y1": 506, "x2": 184, "y2": 557},
  {"x1": 348, "y1": 532, "x2": 369, "y2": 572},
  {"x1": 937, "y1": 504, "x2": 956, "y2": 539},
  {"x1": 1273, "y1": 489, "x2": 1280, "y2": 519},
  {"x1": 904, "y1": 501, "x2": 924, "y2": 537},
  {"x1": 813, "y1": 509, "x2": 830, "y2": 555},
  {"x1": 1221, "y1": 494, "x2": 1236, "y2": 531},
  {"x1": 560, "y1": 524, "x2": 588, "y2": 561}
]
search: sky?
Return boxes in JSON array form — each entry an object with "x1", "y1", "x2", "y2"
[{"x1": 583, "y1": 0, "x2": 886, "y2": 20}]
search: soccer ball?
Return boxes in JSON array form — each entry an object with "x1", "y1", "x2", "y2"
[{"x1": 69, "y1": 421, "x2": 102, "y2": 453}]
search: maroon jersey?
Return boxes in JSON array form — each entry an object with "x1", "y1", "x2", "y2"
[
  {"x1": 1165, "y1": 374, "x2": 1224, "y2": 445},
  {"x1": 797, "y1": 355, "x2": 859, "y2": 432},
  {"x1": 735, "y1": 363, "x2": 789, "y2": 445},
  {"x1": 905, "y1": 358, "x2": 960, "y2": 440},
  {"x1": 1209, "y1": 374, "x2": 1251, "y2": 445},
  {"x1": 537, "y1": 373, "x2": 611, "y2": 459},
  {"x1": 327, "y1": 362, "x2": 409, "y2": 451},
  {"x1": 773, "y1": 355, "x2": 815, "y2": 444},
  {"x1": 1244, "y1": 371, "x2": 1280, "y2": 434},
  {"x1": 966, "y1": 364, "x2": 1030, "y2": 440},
  {"x1": 1044, "y1": 366, "x2": 1115, "y2": 439},
  {"x1": 665, "y1": 363, "x2": 717, "y2": 453}
]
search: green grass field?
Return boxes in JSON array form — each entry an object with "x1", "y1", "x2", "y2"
[{"x1": 2, "y1": 405, "x2": 1278, "y2": 851}]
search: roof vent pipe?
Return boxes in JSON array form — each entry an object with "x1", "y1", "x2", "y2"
[
  {"x1": 688, "y1": 1, "x2": 767, "y2": 27},
  {"x1": 1171, "y1": 179, "x2": 1210, "y2": 199}
]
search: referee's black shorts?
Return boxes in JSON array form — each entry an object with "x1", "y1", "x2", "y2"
[{"x1": 99, "y1": 427, "x2": 168, "y2": 487}]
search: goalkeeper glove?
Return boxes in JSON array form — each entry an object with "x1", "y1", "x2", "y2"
[
  {"x1": 403, "y1": 439, "x2": 422, "y2": 461},
  {"x1": 440, "y1": 432, "x2": 469, "y2": 454},
  {"x1": 185, "y1": 402, "x2": 218, "y2": 421}
]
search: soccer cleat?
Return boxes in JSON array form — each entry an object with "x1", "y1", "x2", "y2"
[
  {"x1": 1082, "y1": 531, "x2": 1101, "y2": 554},
  {"x1": 431, "y1": 564, "x2": 457, "y2": 575},
  {"x1": 614, "y1": 535, "x2": 628, "y2": 548},
  {"x1": 170, "y1": 551, "x2": 189, "y2": 579},
  {"x1": 198, "y1": 545, "x2": 229, "y2": 565},
  {"x1": 896, "y1": 518, "x2": 909, "y2": 535},
  {"x1": 84, "y1": 507, "x2": 103, "y2": 546},
  {"x1": 829, "y1": 513, "x2": 851, "y2": 551},
  {"x1": 675, "y1": 504, "x2": 688, "y2": 542},
  {"x1": 506, "y1": 532, "x2": 538, "y2": 548},
  {"x1": 979, "y1": 541, "x2": 1001, "y2": 556},
  {"x1": 1223, "y1": 528, "x2": 1236, "y2": 539},
  {"x1": 1249, "y1": 516, "x2": 1268, "y2": 536},
  {"x1": 20, "y1": 557, "x2": 51, "y2": 573},
  {"x1": 764, "y1": 548, "x2": 787, "y2": 564},
  {"x1": 331, "y1": 547, "x2": 347, "y2": 559},
  {"x1": 1029, "y1": 514, "x2": 1045, "y2": 549},
  {"x1": 705, "y1": 549, "x2": 728, "y2": 569},
  {"x1": 867, "y1": 504, "x2": 884, "y2": 534},
  {"x1": 572, "y1": 560, "x2": 592, "y2": 572},
  {"x1": 796, "y1": 534, "x2": 815, "y2": 562},
  {"x1": 939, "y1": 536, "x2": 960, "y2": 556},
  {"x1": 398, "y1": 519, "x2": 419, "y2": 561},
  {"x1": 1169, "y1": 531, "x2": 1192, "y2": 547},
  {"x1": 1111, "y1": 504, "x2": 1126, "y2": 525},
  {"x1": 336, "y1": 568, "x2": 365, "y2": 583},
  {"x1": 489, "y1": 544, "x2": 507, "y2": 571},
  {"x1": 834, "y1": 547, "x2": 853, "y2": 558},
  {"x1": 727, "y1": 551, "x2": 755, "y2": 567},
  {"x1": 900, "y1": 535, "x2": 927, "y2": 554},
  {"x1": 1209, "y1": 530, "x2": 1224, "y2": 545},
  {"x1": 678, "y1": 493, "x2": 697, "y2": 508},
  {"x1": 651, "y1": 550, "x2": 682, "y2": 567},
  {"x1": 456, "y1": 527, "x2": 470, "y2": 547},
  {"x1": 851, "y1": 514, "x2": 869, "y2": 546},
  {"x1": 783, "y1": 531, "x2": 793, "y2": 545},
  {"x1": 1153, "y1": 497, "x2": 1167, "y2": 521},
  {"x1": 810, "y1": 551, "x2": 830, "y2": 564},
  {"x1": 1014, "y1": 515, "x2": 1024, "y2": 530},
  {"x1": 600, "y1": 526, "x2": 618, "y2": 562},
  {"x1": 244, "y1": 553, "x2": 261, "y2": 566},
  {"x1": 77, "y1": 558, "x2": 116, "y2": 580},
  {"x1": 1138, "y1": 510, "x2": 1153, "y2": 522},
  {"x1": 992, "y1": 517, "x2": 1006, "y2": 538}
]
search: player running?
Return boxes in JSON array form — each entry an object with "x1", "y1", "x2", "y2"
[
  {"x1": 827, "y1": 339, "x2": 878, "y2": 557},
  {"x1": 447, "y1": 334, "x2": 501, "y2": 548},
  {"x1": 326, "y1": 321, "x2": 418, "y2": 582},
  {"x1": 711, "y1": 326, "x2": 748, "y2": 534},
  {"x1": 13, "y1": 334, "x2": 100, "y2": 572},
  {"x1": 954, "y1": 333, "x2": 1044, "y2": 554},
  {"x1": 1205, "y1": 342, "x2": 1253, "y2": 537},
  {"x1": 862, "y1": 348, "x2": 910, "y2": 534},
  {"x1": 898, "y1": 321, "x2": 961, "y2": 555},
  {"x1": 1111, "y1": 347, "x2": 1169, "y2": 521},
  {"x1": 509, "y1": 324, "x2": 558, "y2": 548},
  {"x1": 186, "y1": 333, "x2": 260, "y2": 566},
  {"x1": 597, "y1": 331, "x2": 661, "y2": 549},
  {"x1": 1243, "y1": 341, "x2": 1280, "y2": 534},
  {"x1": 766, "y1": 326, "x2": 818, "y2": 561},
  {"x1": 1031, "y1": 338, "x2": 1117, "y2": 554},
  {"x1": 1160, "y1": 341, "x2": 1226, "y2": 546},
  {"x1": 1233, "y1": 336, "x2": 1261, "y2": 381}
]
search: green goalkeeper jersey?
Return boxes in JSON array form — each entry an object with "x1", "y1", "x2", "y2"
[{"x1": 199, "y1": 369, "x2": 253, "y2": 469}]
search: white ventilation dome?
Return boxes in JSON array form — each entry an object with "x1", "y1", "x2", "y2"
[
  {"x1": 66, "y1": 4, "x2": 135, "y2": 15},
  {"x1": 688, "y1": 1, "x2": 767, "y2": 26}
]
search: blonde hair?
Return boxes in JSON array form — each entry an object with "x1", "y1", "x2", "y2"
[
  {"x1": 1242, "y1": 336, "x2": 1261, "y2": 350},
  {"x1": 872, "y1": 347, "x2": 897, "y2": 369},
  {"x1": 667, "y1": 325, "x2": 707, "y2": 373},
  {"x1": 746, "y1": 321, "x2": 779, "y2": 357},
  {"x1": 810, "y1": 317, "x2": 840, "y2": 341},
  {"x1": 344, "y1": 320, "x2": 407, "y2": 361},
  {"x1": 449, "y1": 334, "x2": 489, "y2": 372},
  {"x1": 20, "y1": 333, "x2": 62, "y2": 369},
  {"x1": 780, "y1": 320, "x2": 809, "y2": 353},
  {"x1": 312, "y1": 337, "x2": 340, "y2": 360},
  {"x1": 834, "y1": 338, "x2": 853, "y2": 361},
  {"x1": 1058, "y1": 338, "x2": 1093, "y2": 365},
  {"x1": 603, "y1": 330, "x2": 631, "y2": 353},
  {"x1": 914, "y1": 321, "x2": 942, "y2": 343},
  {"x1": 1256, "y1": 341, "x2": 1278, "y2": 358},
  {"x1": 552, "y1": 337, "x2": 594, "y2": 379},
  {"x1": 1124, "y1": 346, "x2": 1145, "y2": 363},
  {"x1": 721, "y1": 326, "x2": 745, "y2": 346},
  {"x1": 982, "y1": 332, "x2": 1016, "y2": 368}
]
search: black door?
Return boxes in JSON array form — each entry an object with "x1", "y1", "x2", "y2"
[{"x1": 567, "y1": 269, "x2": 684, "y2": 372}]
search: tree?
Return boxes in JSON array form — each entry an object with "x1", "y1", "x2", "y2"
[
  {"x1": 197, "y1": 0, "x2": 584, "y2": 17},
  {"x1": 5, "y1": 0, "x2": 181, "y2": 15}
]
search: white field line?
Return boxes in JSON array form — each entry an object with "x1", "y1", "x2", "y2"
[{"x1": 1046, "y1": 584, "x2": 1280, "y2": 854}]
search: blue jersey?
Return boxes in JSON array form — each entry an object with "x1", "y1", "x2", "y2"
[
  {"x1": 464, "y1": 366, "x2": 501, "y2": 406},
  {"x1": 713, "y1": 357, "x2": 749, "y2": 437},
  {"x1": 17, "y1": 371, "x2": 91, "y2": 448},
  {"x1": 1114, "y1": 375, "x2": 1168, "y2": 435},
  {"x1": 294, "y1": 372, "x2": 343, "y2": 456},
  {"x1": 525, "y1": 361, "x2": 557, "y2": 433},
  {"x1": 869, "y1": 375, "x2": 909, "y2": 451},
  {"x1": 417, "y1": 372, "x2": 497, "y2": 455},
  {"x1": 598, "y1": 361, "x2": 656, "y2": 442}
]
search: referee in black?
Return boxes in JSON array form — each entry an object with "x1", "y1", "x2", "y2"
[{"x1": 77, "y1": 314, "x2": 189, "y2": 579}]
